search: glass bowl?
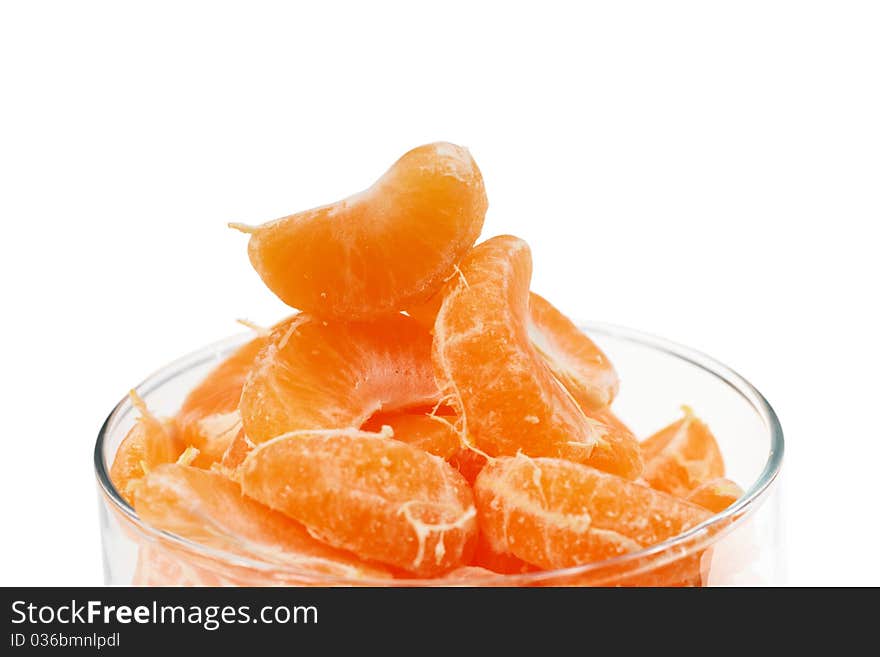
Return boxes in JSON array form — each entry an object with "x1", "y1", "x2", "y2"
[{"x1": 94, "y1": 322, "x2": 784, "y2": 586}]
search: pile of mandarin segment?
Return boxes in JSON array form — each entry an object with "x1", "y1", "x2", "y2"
[{"x1": 111, "y1": 142, "x2": 744, "y2": 585}]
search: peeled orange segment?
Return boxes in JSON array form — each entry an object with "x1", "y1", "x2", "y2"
[
  {"x1": 474, "y1": 455, "x2": 711, "y2": 570},
  {"x1": 686, "y1": 477, "x2": 744, "y2": 513},
  {"x1": 240, "y1": 313, "x2": 440, "y2": 446},
  {"x1": 239, "y1": 428, "x2": 478, "y2": 577},
  {"x1": 362, "y1": 409, "x2": 490, "y2": 483},
  {"x1": 218, "y1": 426, "x2": 253, "y2": 473},
  {"x1": 176, "y1": 334, "x2": 270, "y2": 467},
  {"x1": 411, "y1": 287, "x2": 620, "y2": 411},
  {"x1": 448, "y1": 446, "x2": 488, "y2": 485},
  {"x1": 414, "y1": 282, "x2": 636, "y2": 477},
  {"x1": 406, "y1": 287, "x2": 445, "y2": 330},
  {"x1": 432, "y1": 235, "x2": 601, "y2": 464},
  {"x1": 234, "y1": 142, "x2": 487, "y2": 320},
  {"x1": 527, "y1": 292, "x2": 619, "y2": 410},
  {"x1": 135, "y1": 463, "x2": 391, "y2": 579},
  {"x1": 412, "y1": 288, "x2": 619, "y2": 411},
  {"x1": 581, "y1": 407, "x2": 644, "y2": 480},
  {"x1": 471, "y1": 534, "x2": 536, "y2": 575},
  {"x1": 362, "y1": 411, "x2": 462, "y2": 460},
  {"x1": 641, "y1": 407, "x2": 725, "y2": 497},
  {"x1": 110, "y1": 391, "x2": 181, "y2": 505}
]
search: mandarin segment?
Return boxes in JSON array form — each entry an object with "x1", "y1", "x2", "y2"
[
  {"x1": 362, "y1": 408, "x2": 491, "y2": 485},
  {"x1": 411, "y1": 287, "x2": 620, "y2": 412},
  {"x1": 239, "y1": 429, "x2": 478, "y2": 576},
  {"x1": 235, "y1": 142, "x2": 487, "y2": 319},
  {"x1": 582, "y1": 407, "x2": 644, "y2": 480},
  {"x1": 406, "y1": 287, "x2": 445, "y2": 330},
  {"x1": 110, "y1": 391, "x2": 181, "y2": 505},
  {"x1": 433, "y1": 235, "x2": 612, "y2": 468},
  {"x1": 240, "y1": 313, "x2": 440, "y2": 446},
  {"x1": 527, "y1": 292, "x2": 619, "y2": 409},
  {"x1": 175, "y1": 334, "x2": 270, "y2": 467},
  {"x1": 448, "y1": 446, "x2": 489, "y2": 485},
  {"x1": 362, "y1": 411, "x2": 462, "y2": 460},
  {"x1": 642, "y1": 407, "x2": 725, "y2": 497},
  {"x1": 474, "y1": 455, "x2": 711, "y2": 570},
  {"x1": 218, "y1": 426, "x2": 254, "y2": 473},
  {"x1": 412, "y1": 282, "x2": 638, "y2": 478},
  {"x1": 686, "y1": 478, "x2": 744, "y2": 513},
  {"x1": 470, "y1": 533, "x2": 536, "y2": 575},
  {"x1": 135, "y1": 463, "x2": 390, "y2": 579}
]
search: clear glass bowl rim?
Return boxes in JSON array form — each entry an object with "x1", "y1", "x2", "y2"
[{"x1": 94, "y1": 321, "x2": 784, "y2": 586}]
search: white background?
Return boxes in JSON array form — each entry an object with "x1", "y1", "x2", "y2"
[{"x1": 1, "y1": 1, "x2": 878, "y2": 586}]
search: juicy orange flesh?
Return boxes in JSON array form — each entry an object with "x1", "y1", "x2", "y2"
[
  {"x1": 411, "y1": 287, "x2": 620, "y2": 412},
  {"x1": 406, "y1": 287, "x2": 445, "y2": 330},
  {"x1": 433, "y1": 236, "x2": 640, "y2": 478},
  {"x1": 242, "y1": 142, "x2": 487, "y2": 320},
  {"x1": 135, "y1": 464, "x2": 390, "y2": 579},
  {"x1": 686, "y1": 478, "x2": 744, "y2": 513},
  {"x1": 239, "y1": 429, "x2": 477, "y2": 577},
  {"x1": 361, "y1": 408, "x2": 490, "y2": 485},
  {"x1": 474, "y1": 455, "x2": 711, "y2": 570},
  {"x1": 239, "y1": 313, "x2": 440, "y2": 447},
  {"x1": 641, "y1": 407, "x2": 725, "y2": 497},
  {"x1": 527, "y1": 291, "x2": 619, "y2": 409},
  {"x1": 217, "y1": 426, "x2": 252, "y2": 473},
  {"x1": 175, "y1": 334, "x2": 268, "y2": 467},
  {"x1": 433, "y1": 236, "x2": 599, "y2": 462},
  {"x1": 110, "y1": 393, "x2": 181, "y2": 505},
  {"x1": 470, "y1": 533, "x2": 537, "y2": 575},
  {"x1": 581, "y1": 407, "x2": 644, "y2": 480},
  {"x1": 361, "y1": 410, "x2": 462, "y2": 460},
  {"x1": 448, "y1": 446, "x2": 489, "y2": 485},
  {"x1": 116, "y1": 141, "x2": 744, "y2": 585}
]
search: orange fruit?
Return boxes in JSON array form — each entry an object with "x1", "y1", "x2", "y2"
[
  {"x1": 470, "y1": 533, "x2": 536, "y2": 575},
  {"x1": 110, "y1": 391, "x2": 181, "y2": 505},
  {"x1": 233, "y1": 142, "x2": 487, "y2": 320},
  {"x1": 362, "y1": 407, "x2": 491, "y2": 483},
  {"x1": 411, "y1": 288, "x2": 620, "y2": 412},
  {"x1": 582, "y1": 407, "x2": 643, "y2": 480},
  {"x1": 433, "y1": 235, "x2": 634, "y2": 474},
  {"x1": 362, "y1": 410, "x2": 462, "y2": 460},
  {"x1": 474, "y1": 455, "x2": 710, "y2": 570},
  {"x1": 641, "y1": 406, "x2": 724, "y2": 497},
  {"x1": 239, "y1": 428, "x2": 478, "y2": 576},
  {"x1": 527, "y1": 292, "x2": 619, "y2": 410},
  {"x1": 448, "y1": 446, "x2": 488, "y2": 485},
  {"x1": 218, "y1": 426, "x2": 253, "y2": 473},
  {"x1": 176, "y1": 333, "x2": 270, "y2": 467},
  {"x1": 135, "y1": 463, "x2": 390, "y2": 579},
  {"x1": 406, "y1": 287, "x2": 445, "y2": 330},
  {"x1": 239, "y1": 313, "x2": 440, "y2": 446},
  {"x1": 686, "y1": 477, "x2": 744, "y2": 513},
  {"x1": 591, "y1": 406, "x2": 634, "y2": 434}
]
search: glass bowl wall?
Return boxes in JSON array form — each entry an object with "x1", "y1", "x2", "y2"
[{"x1": 95, "y1": 323, "x2": 783, "y2": 586}]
